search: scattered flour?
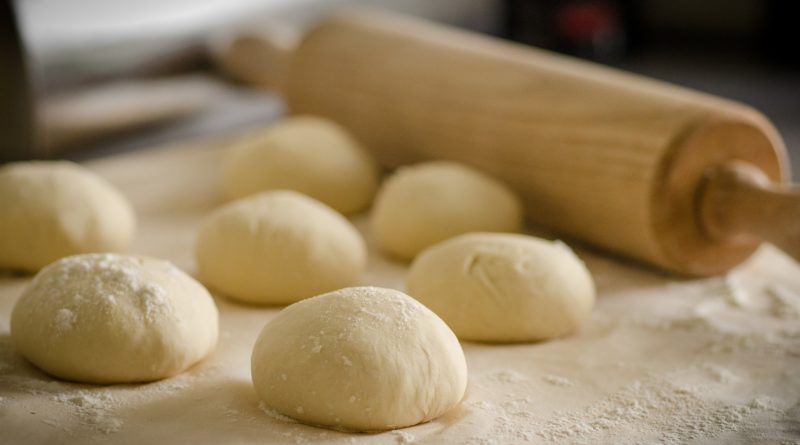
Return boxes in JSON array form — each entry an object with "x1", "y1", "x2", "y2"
[
  {"x1": 722, "y1": 273, "x2": 750, "y2": 308},
  {"x1": 29, "y1": 254, "x2": 174, "y2": 330},
  {"x1": 349, "y1": 287, "x2": 422, "y2": 331},
  {"x1": 392, "y1": 430, "x2": 416, "y2": 444},
  {"x1": 629, "y1": 296, "x2": 800, "y2": 356},
  {"x1": 465, "y1": 399, "x2": 537, "y2": 444},
  {"x1": 700, "y1": 363, "x2": 739, "y2": 384},
  {"x1": 0, "y1": 328, "x2": 218, "y2": 436},
  {"x1": 51, "y1": 391, "x2": 123, "y2": 434},
  {"x1": 258, "y1": 400, "x2": 296, "y2": 423},
  {"x1": 484, "y1": 369, "x2": 527, "y2": 384},
  {"x1": 766, "y1": 285, "x2": 800, "y2": 319},
  {"x1": 542, "y1": 375, "x2": 573, "y2": 387},
  {"x1": 532, "y1": 378, "x2": 770, "y2": 443},
  {"x1": 458, "y1": 269, "x2": 800, "y2": 445},
  {"x1": 52, "y1": 308, "x2": 76, "y2": 333},
  {"x1": 139, "y1": 282, "x2": 170, "y2": 323}
]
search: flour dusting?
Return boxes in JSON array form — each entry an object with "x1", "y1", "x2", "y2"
[
  {"x1": 392, "y1": 430, "x2": 416, "y2": 444},
  {"x1": 543, "y1": 374, "x2": 573, "y2": 387},
  {"x1": 722, "y1": 273, "x2": 750, "y2": 308},
  {"x1": 51, "y1": 391, "x2": 123, "y2": 433},
  {"x1": 700, "y1": 363, "x2": 739, "y2": 384},
  {"x1": 766, "y1": 284, "x2": 800, "y2": 319},
  {"x1": 258, "y1": 401, "x2": 296, "y2": 423},
  {"x1": 464, "y1": 376, "x2": 774, "y2": 444},
  {"x1": 30, "y1": 254, "x2": 175, "y2": 328},
  {"x1": 484, "y1": 369, "x2": 527, "y2": 384},
  {"x1": 534, "y1": 378, "x2": 769, "y2": 443},
  {"x1": 52, "y1": 308, "x2": 76, "y2": 333}
]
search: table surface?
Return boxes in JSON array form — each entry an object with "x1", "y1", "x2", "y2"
[{"x1": 2, "y1": 138, "x2": 800, "y2": 445}]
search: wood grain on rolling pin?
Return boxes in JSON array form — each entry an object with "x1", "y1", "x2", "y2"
[{"x1": 279, "y1": 11, "x2": 788, "y2": 276}]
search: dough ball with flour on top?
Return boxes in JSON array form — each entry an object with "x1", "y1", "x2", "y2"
[
  {"x1": 408, "y1": 233, "x2": 595, "y2": 342},
  {"x1": 371, "y1": 161, "x2": 523, "y2": 260},
  {"x1": 0, "y1": 161, "x2": 136, "y2": 272},
  {"x1": 251, "y1": 286, "x2": 467, "y2": 432},
  {"x1": 222, "y1": 115, "x2": 380, "y2": 214},
  {"x1": 10, "y1": 254, "x2": 218, "y2": 384},
  {"x1": 195, "y1": 190, "x2": 366, "y2": 305}
]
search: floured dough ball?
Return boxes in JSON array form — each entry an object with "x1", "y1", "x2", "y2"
[
  {"x1": 195, "y1": 190, "x2": 366, "y2": 305},
  {"x1": 0, "y1": 161, "x2": 136, "y2": 272},
  {"x1": 408, "y1": 233, "x2": 595, "y2": 342},
  {"x1": 371, "y1": 161, "x2": 522, "y2": 260},
  {"x1": 10, "y1": 254, "x2": 218, "y2": 384},
  {"x1": 222, "y1": 115, "x2": 380, "y2": 214},
  {"x1": 251, "y1": 286, "x2": 467, "y2": 432}
]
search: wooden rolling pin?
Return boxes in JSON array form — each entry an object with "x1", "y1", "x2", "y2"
[{"x1": 217, "y1": 10, "x2": 799, "y2": 276}]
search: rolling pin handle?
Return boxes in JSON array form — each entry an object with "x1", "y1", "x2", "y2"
[
  {"x1": 699, "y1": 160, "x2": 800, "y2": 262},
  {"x1": 211, "y1": 26, "x2": 299, "y2": 89}
]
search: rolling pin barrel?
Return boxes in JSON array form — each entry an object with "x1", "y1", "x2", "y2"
[{"x1": 273, "y1": 11, "x2": 792, "y2": 275}]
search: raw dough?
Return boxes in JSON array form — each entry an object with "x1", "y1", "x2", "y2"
[
  {"x1": 371, "y1": 161, "x2": 522, "y2": 259},
  {"x1": 10, "y1": 253, "x2": 218, "y2": 384},
  {"x1": 195, "y1": 190, "x2": 366, "y2": 305},
  {"x1": 222, "y1": 115, "x2": 380, "y2": 214},
  {"x1": 407, "y1": 233, "x2": 595, "y2": 342},
  {"x1": 0, "y1": 161, "x2": 136, "y2": 272},
  {"x1": 251, "y1": 286, "x2": 467, "y2": 432}
]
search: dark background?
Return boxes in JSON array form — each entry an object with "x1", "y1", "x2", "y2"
[{"x1": 506, "y1": 0, "x2": 799, "y2": 175}]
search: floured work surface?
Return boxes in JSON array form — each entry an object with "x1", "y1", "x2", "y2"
[{"x1": 1, "y1": 140, "x2": 799, "y2": 444}]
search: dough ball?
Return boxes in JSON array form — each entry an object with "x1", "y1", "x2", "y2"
[
  {"x1": 0, "y1": 161, "x2": 136, "y2": 272},
  {"x1": 10, "y1": 253, "x2": 218, "y2": 384},
  {"x1": 371, "y1": 161, "x2": 522, "y2": 260},
  {"x1": 251, "y1": 286, "x2": 467, "y2": 432},
  {"x1": 223, "y1": 115, "x2": 379, "y2": 214},
  {"x1": 195, "y1": 190, "x2": 366, "y2": 305},
  {"x1": 408, "y1": 233, "x2": 595, "y2": 342}
]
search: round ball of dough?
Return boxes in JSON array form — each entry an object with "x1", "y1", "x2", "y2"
[
  {"x1": 195, "y1": 190, "x2": 366, "y2": 305},
  {"x1": 408, "y1": 233, "x2": 595, "y2": 342},
  {"x1": 10, "y1": 253, "x2": 219, "y2": 384},
  {"x1": 223, "y1": 116, "x2": 379, "y2": 214},
  {"x1": 371, "y1": 161, "x2": 523, "y2": 260},
  {"x1": 0, "y1": 161, "x2": 136, "y2": 272},
  {"x1": 251, "y1": 286, "x2": 467, "y2": 432}
]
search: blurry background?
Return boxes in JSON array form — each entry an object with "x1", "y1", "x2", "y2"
[{"x1": 2, "y1": 0, "x2": 798, "y2": 173}]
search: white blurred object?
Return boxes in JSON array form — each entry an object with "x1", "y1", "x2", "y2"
[
  {"x1": 16, "y1": 0, "x2": 502, "y2": 90},
  {"x1": 10, "y1": 0, "x2": 502, "y2": 158},
  {"x1": 42, "y1": 75, "x2": 227, "y2": 152},
  {"x1": 210, "y1": 25, "x2": 299, "y2": 89}
]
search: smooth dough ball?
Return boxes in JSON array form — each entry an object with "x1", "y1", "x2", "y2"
[
  {"x1": 10, "y1": 254, "x2": 219, "y2": 384},
  {"x1": 408, "y1": 233, "x2": 595, "y2": 342},
  {"x1": 251, "y1": 286, "x2": 467, "y2": 432},
  {"x1": 371, "y1": 161, "x2": 523, "y2": 260},
  {"x1": 195, "y1": 190, "x2": 366, "y2": 305},
  {"x1": 0, "y1": 161, "x2": 136, "y2": 272},
  {"x1": 222, "y1": 115, "x2": 380, "y2": 214}
]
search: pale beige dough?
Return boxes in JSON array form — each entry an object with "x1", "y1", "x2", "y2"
[
  {"x1": 407, "y1": 232, "x2": 595, "y2": 342},
  {"x1": 222, "y1": 115, "x2": 380, "y2": 214},
  {"x1": 251, "y1": 286, "x2": 467, "y2": 432},
  {"x1": 0, "y1": 161, "x2": 136, "y2": 272},
  {"x1": 10, "y1": 253, "x2": 219, "y2": 384},
  {"x1": 195, "y1": 190, "x2": 367, "y2": 305},
  {"x1": 371, "y1": 161, "x2": 523, "y2": 260}
]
